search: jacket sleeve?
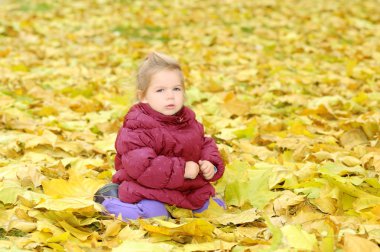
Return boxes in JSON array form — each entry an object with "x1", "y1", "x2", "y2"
[
  {"x1": 113, "y1": 127, "x2": 186, "y2": 189},
  {"x1": 198, "y1": 124, "x2": 225, "y2": 182}
]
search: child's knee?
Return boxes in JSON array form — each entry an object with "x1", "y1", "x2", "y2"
[
  {"x1": 137, "y1": 200, "x2": 169, "y2": 218},
  {"x1": 102, "y1": 198, "x2": 141, "y2": 220},
  {"x1": 193, "y1": 199, "x2": 210, "y2": 213}
]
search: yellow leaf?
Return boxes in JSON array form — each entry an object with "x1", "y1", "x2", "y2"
[
  {"x1": 325, "y1": 177, "x2": 380, "y2": 211},
  {"x1": 0, "y1": 48, "x2": 10, "y2": 57},
  {"x1": 97, "y1": 170, "x2": 113, "y2": 180},
  {"x1": 346, "y1": 59, "x2": 357, "y2": 77},
  {"x1": 0, "y1": 209, "x2": 14, "y2": 229},
  {"x1": 183, "y1": 241, "x2": 237, "y2": 252},
  {"x1": 21, "y1": 151, "x2": 56, "y2": 163},
  {"x1": 165, "y1": 205, "x2": 193, "y2": 219},
  {"x1": 118, "y1": 225, "x2": 146, "y2": 241},
  {"x1": 273, "y1": 191, "x2": 305, "y2": 215},
  {"x1": 320, "y1": 219, "x2": 337, "y2": 252},
  {"x1": 287, "y1": 119, "x2": 314, "y2": 138},
  {"x1": 46, "y1": 232, "x2": 70, "y2": 243},
  {"x1": 193, "y1": 198, "x2": 225, "y2": 219},
  {"x1": 233, "y1": 119, "x2": 257, "y2": 139},
  {"x1": 58, "y1": 220, "x2": 92, "y2": 241},
  {"x1": 37, "y1": 220, "x2": 65, "y2": 237},
  {"x1": 8, "y1": 219, "x2": 36, "y2": 233},
  {"x1": 213, "y1": 228, "x2": 237, "y2": 242},
  {"x1": 224, "y1": 166, "x2": 280, "y2": 209},
  {"x1": 0, "y1": 240, "x2": 15, "y2": 250},
  {"x1": 311, "y1": 197, "x2": 337, "y2": 214},
  {"x1": 344, "y1": 234, "x2": 380, "y2": 252},
  {"x1": 339, "y1": 129, "x2": 368, "y2": 149},
  {"x1": 69, "y1": 97, "x2": 103, "y2": 113},
  {"x1": 42, "y1": 170, "x2": 104, "y2": 199},
  {"x1": 18, "y1": 191, "x2": 48, "y2": 207},
  {"x1": 212, "y1": 208, "x2": 260, "y2": 225},
  {"x1": 35, "y1": 197, "x2": 101, "y2": 212},
  {"x1": 54, "y1": 142, "x2": 85, "y2": 156},
  {"x1": 339, "y1": 156, "x2": 361, "y2": 167},
  {"x1": 268, "y1": 165, "x2": 296, "y2": 189},
  {"x1": 93, "y1": 133, "x2": 117, "y2": 153},
  {"x1": 364, "y1": 225, "x2": 380, "y2": 245},
  {"x1": 235, "y1": 226, "x2": 266, "y2": 240},
  {"x1": 42, "y1": 211, "x2": 99, "y2": 228},
  {"x1": 36, "y1": 106, "x2": 59, "y2": 116},
  {"x1": 237, "y1": 139, "x2": 276, "y2": 161},
  {"x1": 281, "y1": 224, "x2": 318, "y2": 251},
  {"x1": 2, "y1": 0, "x2": 380, "y2": 250},
  {"x1": 113, "y1": 240, "x2": 173, "y2": 252},
  {"x1": 354, "y1": 196, "x2": 380, "y2": 211},
  {"x1": 47, "y1": 243, "x2": 65, "y2": 251},
  {"x1": 30, "y1": 230, "x2": 54, "y2": 245},
  {"x1": 16, "y1": 166, "x2": 45, "y2": 187},
  {"x1": 353, "y1": 92, "x2": 368, "y2": 105},
  {"x1": 223, "y1": 91, "x2": 250, "y2": 116},
  {"x1": 236, "y1": 69, "x2": 257, "y2": 82},
  {"x1": 102, "y1": 220, "x2": 121, "y2": 238},
  {"x1": 342, "y1": 193, "x2": 355, "y2": 211},
  {"x1": 70, "y1": 158, "x2": 105, "y2": 171},
  {"x1": 0, "y1": 186, "x2": 24, "y2": 204},
  {"x1": 139, "y1": 219, "x2": 214, "y2": 240},
  {"x1": 24, "y1": 130, "x2": 58, "y2": 149},
  {"x1": 11, "y1": 64, "x2": 29, "y2": 72}
]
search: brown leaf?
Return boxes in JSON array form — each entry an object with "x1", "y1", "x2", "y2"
[{"x1": 339, "y1": 129, "x2": 369, "y2": 149}]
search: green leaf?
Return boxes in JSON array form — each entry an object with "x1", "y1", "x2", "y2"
[
  {"x1": 0, "y1": 187, "x2": 24, "y2": 204},
  {"x1": 225, "y1": 168, "x2": 280, "y2": 209},
  {"x1": 281, "y1": 224, "x2": 317, "y2": 251},
  {"x1": 262, "y1": 216, "x2": 283, "y2": 252}
]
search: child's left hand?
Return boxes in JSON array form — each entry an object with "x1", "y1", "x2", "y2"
[{"x1": 199, "y1": 160, "x2": 215, "y2": 180}]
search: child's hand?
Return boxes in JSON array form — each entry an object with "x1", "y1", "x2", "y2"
[
  {"x1": 199, "y1": 160, "x2": 215, "y2": 180},
  {"x1": 184, "y1": 161, "x2": 200, "y2": 179}
]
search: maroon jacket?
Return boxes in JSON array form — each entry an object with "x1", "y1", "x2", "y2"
[{"x1": 112, "y1": 103, "x2": 224, "y2": 209}]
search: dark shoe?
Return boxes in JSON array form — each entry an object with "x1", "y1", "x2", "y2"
[{"x1": 94, "y1": 183, "x2": 119, "y2": 204}]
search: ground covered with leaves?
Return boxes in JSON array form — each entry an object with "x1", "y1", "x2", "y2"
[{"x1": 0, "y1": 0, "x2": 380, "y2": 251}]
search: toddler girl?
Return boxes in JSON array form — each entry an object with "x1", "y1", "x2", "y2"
[{"x1": 94, "y1": 52, "x2": 225, "y2": 219}]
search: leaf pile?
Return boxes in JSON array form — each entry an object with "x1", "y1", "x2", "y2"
[{"x1": 1, "y1": 0, "x2": 380, "y2": 251}]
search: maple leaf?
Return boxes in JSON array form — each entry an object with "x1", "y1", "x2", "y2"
[{"x1": 1, "y1": 0, "x2": 380, "y2": 250}]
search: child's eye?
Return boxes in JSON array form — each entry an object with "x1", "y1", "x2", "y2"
[
  {"x1": 174, "y1": 87, "x2": 182, "y2": 91},
  {"x1": 156, "y1": 89, "x2": 164, "y2": 93}
]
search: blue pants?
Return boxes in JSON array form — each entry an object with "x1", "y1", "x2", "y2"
[{"x1": 102, "y1": 197, "x2": 225, "y2": 220}]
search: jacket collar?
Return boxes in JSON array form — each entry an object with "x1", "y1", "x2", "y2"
[{"x1": 136, "y1": 102, "x2": 194, "y2": 126}]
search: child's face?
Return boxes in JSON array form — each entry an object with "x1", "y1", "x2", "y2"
[{"x1": 141, "y1": 69, "x2": 185, "y2": 116}]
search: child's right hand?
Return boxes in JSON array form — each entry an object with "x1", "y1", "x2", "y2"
[{"x1": 184, "y1": 161, "x2": 200, "y2": 179}]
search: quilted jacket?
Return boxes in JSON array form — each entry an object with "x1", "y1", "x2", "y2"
[{"x1": 112, "y1": 102, "x2": 224, "y2": 209}]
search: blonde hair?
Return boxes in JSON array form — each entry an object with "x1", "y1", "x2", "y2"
[{"x1": 137, "y1": 52, "x2": 184, "y2": 98}]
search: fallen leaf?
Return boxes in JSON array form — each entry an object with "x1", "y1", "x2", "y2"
[
  {"x1": 139, "y1": 219, "x2": 214, "y2": 240},
  {"x1": 339, "y1": 129, "x2": 369, "y2": 149},
  {"x1": 344, "y1": 234, "x2": 380, "y2": 252},
  {"x1": 113, "y1": 240, "x2": 174, "y2": 252},
  {"x1": 42, "y1": 170, "x2": 104, "y2": 199},
  {"x1": 281, "y1": 224, "x2": 318, "y2": 251},
  {"x1": 212, "y1": 208, "x2": 261, "y2": 225}
]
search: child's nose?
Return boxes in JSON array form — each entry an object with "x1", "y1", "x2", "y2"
[{"x1": 167, "y1": 91, "x2": 175, "y2": 99}]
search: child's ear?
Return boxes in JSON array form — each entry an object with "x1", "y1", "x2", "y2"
[{"x1": 137, "y1": 90, "x2": 144, "y2": 102}]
